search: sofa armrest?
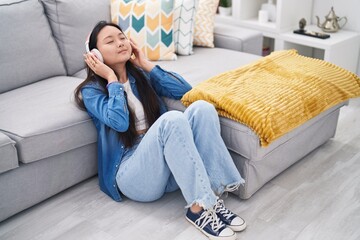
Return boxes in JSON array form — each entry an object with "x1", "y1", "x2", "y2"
[{"x1": 214, "y1": 22, "x2": 263, "y2": 56}]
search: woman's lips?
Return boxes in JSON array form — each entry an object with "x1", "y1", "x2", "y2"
[{"x1": 117, "y1": 49, "x2": 128, "y2": 54}]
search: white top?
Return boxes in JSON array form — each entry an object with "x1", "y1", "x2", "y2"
[{"x1": 123, "y1": 80, "x2": 149, "y2": 131}]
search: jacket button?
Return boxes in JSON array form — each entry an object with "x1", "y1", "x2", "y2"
[
  {"x1": 121, "y1": 146, "x2": 124, "y2": 148},
  {"x1": 115, "y1": 164, "x2": 118, "y2": 167},
  {"x1": 113, "y1": 185, "x2": 116, "y2": 188}
]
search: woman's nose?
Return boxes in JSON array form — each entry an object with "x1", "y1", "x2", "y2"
[{"x1": 116, "y1": 39, "x2": 125, "y2": 47}]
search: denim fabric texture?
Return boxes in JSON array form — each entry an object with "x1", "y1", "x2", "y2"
[
  {"x1": 81, "y1": 65, "x2": 192, "y2": 201},
  {"x1": 116, "y1": 100, "x2": 244, "y2": 209}
]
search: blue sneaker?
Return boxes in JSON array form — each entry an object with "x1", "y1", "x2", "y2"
[
  {"x1": 186, "y1": 208, "x2": 236, "y2": 240},
  {"x1": 214, "y1": 199, "x2": 247, "y2": 232}
]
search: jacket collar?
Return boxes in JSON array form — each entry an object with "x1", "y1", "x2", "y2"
[{"x1": 129, "y1": 74, "x2": 136, "y2": 84}]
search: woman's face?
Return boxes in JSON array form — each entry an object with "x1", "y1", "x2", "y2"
[{"x1": 96, "y1": 26, "x2": 132, "y2": 66}]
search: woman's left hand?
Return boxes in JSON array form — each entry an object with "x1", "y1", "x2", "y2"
[{"x1": 129, "y1": 38, "x2": 155, "y2": 72}]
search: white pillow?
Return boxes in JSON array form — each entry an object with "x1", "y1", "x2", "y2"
[
  {"x1": 173, "y1": 0, "x2": 199, "y2": 55},
  {"x1": 193, "y1": 0, "x2": 220, "y2": 48}
]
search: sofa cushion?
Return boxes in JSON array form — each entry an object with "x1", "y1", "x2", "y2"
[
  {"x1": 0, "y1": 0, "x2": 67, "y2": 94},
  {"x1": 155, "y1": 47, "x2": 261, "y2": 86},
  {"x1": 41, "y1": 0, "x2": 111, "y2": 75},
  {"x1": 0, "y1": 132, "x2": 18, "y2": 174},
  {"x1": 214, "y1": 22, "x2": 263, "y2": 56},
  {"x1": 0, "y1": 77, "x2": 97, "y2": 164}
]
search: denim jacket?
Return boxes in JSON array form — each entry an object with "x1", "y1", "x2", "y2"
[{"x1": 81, "y1": 65, "x2": 192, "y2": 201}]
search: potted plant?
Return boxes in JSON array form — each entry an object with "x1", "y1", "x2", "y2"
[{"x1": 218, "y1": 0, "x2": 232, "y2": 16}]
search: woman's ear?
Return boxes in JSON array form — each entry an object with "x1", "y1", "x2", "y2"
[{"x1": 90, "y1": 49, "x2": 104, "y2": 63}]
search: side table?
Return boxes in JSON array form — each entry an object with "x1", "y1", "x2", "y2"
[{"x1": 276, "y1": 25, "x2": 360, "y2": 73}]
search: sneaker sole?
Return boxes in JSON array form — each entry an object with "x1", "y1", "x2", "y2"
[
  {"x1": 185, "y1": 216, "x2": 237, "y2": 240},
  {"x1": 228, "y1": 221, "x2": 247, "y2": 232}
]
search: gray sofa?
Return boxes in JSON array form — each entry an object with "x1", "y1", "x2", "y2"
[{"x1": 0, "y1": 0, "x2": 345, "y2": 223}]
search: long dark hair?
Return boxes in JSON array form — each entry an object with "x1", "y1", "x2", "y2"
[{"x1": 74, "y1": 21, "x2": 161, "y2": 147}]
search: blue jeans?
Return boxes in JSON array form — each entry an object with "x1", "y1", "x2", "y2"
[{"x1": 116, "y1": 100, "x2": 244, "y2": 209}]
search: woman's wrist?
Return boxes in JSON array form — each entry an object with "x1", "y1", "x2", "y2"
[
  {"x1": 106, "y1": 74, "x2": 118, "y2": 88},
  {"x1": 107, "y1": 79, "x2": 118, "y2": 84},
  {"x1": 140, "y1": 60, "x2": 155, "y2": 73},
  {"x1": 106, "y1": 81, "x2": 118, "y2": 88},
  {"x1": 104, "y1": 70, "x2": 117, "y2": 82},
  {"x1": 106, "y1": 74, "x2": 118, "y2": 83}
]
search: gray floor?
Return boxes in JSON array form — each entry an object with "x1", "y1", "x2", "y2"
[{"x1": 1, "y1": 98, "x2": 360, "y2": 240}]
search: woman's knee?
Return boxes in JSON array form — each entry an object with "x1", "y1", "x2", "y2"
[
  {"x1": 188, "y1": 100, "x2": 217, "y2": 115},
  {"x1": 118, "y1": 169, "x2": 170, "y2": 202},
  {"x1": 186, "y1": 100, "x2": 218, "y2": 121},
  {"x1": 160, "y1": 110, "x2": 188, "y2": 128}
]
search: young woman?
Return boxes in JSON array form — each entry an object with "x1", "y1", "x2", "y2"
[{"x1": 74, "y1": 21, "x2": 246, "y2": 240}]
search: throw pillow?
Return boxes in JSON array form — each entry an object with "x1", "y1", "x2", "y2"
[
  {"x1": 193, "y1": 0, "x2": 219, "y2": 48},
  {"x1": 111, "y1": 0, "x2": 177, "y2": 61},
  {"x1": 173, "y1": 0, "x2": 198, "y2": 55}
]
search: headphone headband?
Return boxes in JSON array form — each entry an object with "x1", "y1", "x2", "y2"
[
  {"x1": 85, "y1": 33, "x2": 91, "y2": 53},
  {"x1": 84, "y1": 32, "x2": 104, "y2": 62}
]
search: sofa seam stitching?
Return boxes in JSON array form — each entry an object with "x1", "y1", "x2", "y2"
[{"x1": 0, "y1": 119, "x2": 93, "y2": 139}]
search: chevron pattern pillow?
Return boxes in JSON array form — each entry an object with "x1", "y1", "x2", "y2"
[
  {"x1": 173, "y1": 0, "x2": 198, "y2": 55},
  {"x1": 193, "y1": 0, "x2": 219, "y2": 48},
  {"x1": 111, "y1": 0, "x2": 177, "y2": 61}
]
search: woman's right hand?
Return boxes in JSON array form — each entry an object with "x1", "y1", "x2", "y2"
[
  {"x1": 129, "y1": 38, "x2": 155, "y2": 73},
  {"x1": 84, "y1": 53, "x2": 117, "y2": 83}
]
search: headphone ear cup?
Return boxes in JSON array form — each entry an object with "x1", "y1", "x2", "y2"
[{"x1": 91, "y1": 49, "x2": 104, "y2": 63}]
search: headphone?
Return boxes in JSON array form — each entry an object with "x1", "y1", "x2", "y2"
[{"x1": 85, "y1": 33, "x2": 104, "y2": 63}]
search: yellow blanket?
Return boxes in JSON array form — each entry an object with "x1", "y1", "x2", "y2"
[{"x1": 181, "y1": 50, "x2": 360, "y2": 147}]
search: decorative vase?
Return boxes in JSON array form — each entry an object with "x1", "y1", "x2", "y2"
[
  {"x1": 261, "y1": 0, "x2": 276, "y2": 22},
  {"x1": 218, "y1": 6, "x2": 232, "y2": 16}
]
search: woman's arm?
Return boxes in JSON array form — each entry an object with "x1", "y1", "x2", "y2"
[
  {"x1": 81, "y1": 82, "x2": 130, "y2": 132},
  {"x1": 146, "y1": 66, "x2": 192, "y2": 99},
  {"x1": 129, "y1": 39, "x2": 192, "y2": 99}
]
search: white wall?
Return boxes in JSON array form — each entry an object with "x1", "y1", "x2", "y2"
[{"x1": 312, "y1": 0, "x2": 360, "y2": 75}]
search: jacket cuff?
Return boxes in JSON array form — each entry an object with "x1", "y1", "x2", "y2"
[{"x1": 107, "y1": 82, "x2": 125, "y2": 96}]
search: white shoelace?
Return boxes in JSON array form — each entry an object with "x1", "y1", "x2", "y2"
[
  {"x1": 224, "y1": 184, "x2": 240, "y2": 192},
  {"x1": 221, "y1": 183, "x2": 240, "y2": 198},
  {"x1": 214, "y1": 199, "x2": 234, "y2": 220},
  {"x1": 195, "y1": 209, "x2": 225, "y2": 232}
]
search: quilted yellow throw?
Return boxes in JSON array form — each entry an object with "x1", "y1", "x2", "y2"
[{"x1": 181, "y1": 50, "x2": 360, "y2": 147}]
